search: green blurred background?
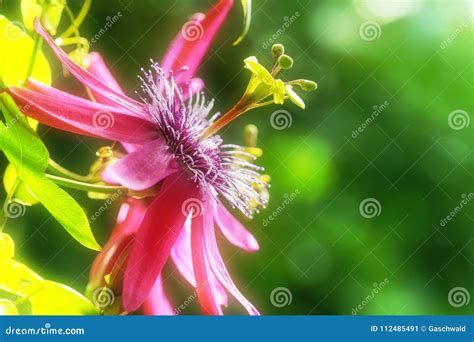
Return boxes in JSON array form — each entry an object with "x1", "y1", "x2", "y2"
[{"x1": 1, "y1": 0, "x2": 472, "y2": 315}]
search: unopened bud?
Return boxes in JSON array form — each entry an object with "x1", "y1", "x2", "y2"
[
  {"x1": 271, "y1": 44, "x2": 285, "y2": 58},
  {"x1": 278, "y1": 55, "x2": 293, "y2": 69},
  {"x1": 244, "y1": 124, "x2": 258, "y2": 147}
]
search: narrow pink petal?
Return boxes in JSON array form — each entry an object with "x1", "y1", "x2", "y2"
[
  {"x1": 102, "y1": 139, "x2": 177, "y2": 191},
  {"x1": 204, "y1": 196, "x2": 260, "y2": 315},
  {"x1": 110, "y1": 199, "x2": 148, "y2": 240},
  {"x1": 88, "y1": 52, "x2": 125, "y2": 95},
  {"x1": 123, "y1": 173, "x2": 199, "y2": 312},
  {"x1": 8, "y1": 87, "x2": 157, "y2": 144},
  {"x1": 214, "y1": 201, "x2": 259, "y2": 252},
  {"x1": 171, "y1": 219, "x2": 228, "y2": 308},
  {"x1": 143, "y1": 275, "x2": 175, "y2": 315},
  {"x1": 34, "y1": 19, "x2": 144, "y2": 117},
  {"x1": 171, "y1": 216, "x2": 196, "y2": 287},
  {"x1": 161, "y1": 0, "x2": 234, "y2": 83},
  {"x1": 89, "y1": 199, "x2": 147, "y2": 288},
  {"x1": 83, "y1": 54, "x2": 141, "y2": 153},
  {"x1": 191, "y1": 194, "x2": 223, "y2": 315},
  {"x1": 25, "y1": 78, "x2": 135, "y2": 116},
  {"x1": 211, "y1": 271, "x2": 228, "y2": 307}
]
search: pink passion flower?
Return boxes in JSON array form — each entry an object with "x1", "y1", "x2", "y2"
[{"x1": 8, "y1": 1, "x2": 265, "y2": 315}]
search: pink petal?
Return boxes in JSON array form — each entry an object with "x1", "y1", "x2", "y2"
[
  {"x1": 190, "y1": 194, "x2": 223, "y2": 315},
  {"x1": 214, "y1": 201, "x2": 259, "y2": 252},
  {"x1": 110, "y1": 199, "x2": 148, "y2": 240},
  {"x1": 171, "y1": 216, "x2": 196, "y2": 287},
  {"x1": 8, "y1": 87, "x2": 157, "y2": 144},
  {"x1": 88, "y1": 52, "x2": 125, "y2": 95},
  {"x1": 161, "y1": 0, "x2": 234, "y2": 83},
  {"x1": 181, "y1": 77, "x2": 205, "y2": 101},
  {"x1": 89, "y1": 199, "x2": 147, "y2": 289},
  {"x1": 123, "y1": 173, "x2": 199, "y2": 312},
  {"x1": 34, "y1": 19, "x2": 144, "y2": 117},
  {"x1": 102, "y1": 139, "x2": 177, "y2": 191},
  {"x1": 204, "y1": 196, "x2": 260, "y2": 315},
  {"x1": 85, "y1": 54, "x2": 140, "y2": 153},
  {"x1": 171, "y1": 220, "x2": 228, "y2": 308},
  {"x1": 143, "y1": 275, "x2": 175, "y2": 315},
  {"x1": 211, "y1": 271, "x2": 229, "y2": 307}
]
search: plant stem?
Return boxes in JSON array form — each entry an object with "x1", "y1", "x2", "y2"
[
  {"x1": 45, "y1": 174, "x2": 125, "y2": 194},
  {"x1": 201, "y1": 104, "x2": 248, "y2": 139},
  {"x1": 47, "y1": 159, "x2": 91, "y2": 182}
]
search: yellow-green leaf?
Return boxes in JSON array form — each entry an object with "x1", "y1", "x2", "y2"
[
  {"x1": 3, "y1": 164, "x2": 39, "y2": 206},
  {"x1": 0, "y1": 299, "x2": 19, "y2": 315},
  {"x1": 0, "y1": 233, "x2": 15, "y2": 261},
  {"x1": 0, "y1": 260, "x2": 43, "y2": 297},
  {"x1": 21, "y1": 0, "x2": 65, "y2": 35},
  {"x1": 0, "y1": 94, "x2": 100, "y2": 251},
  {"x1": 29, "y1": 280, "x2": 98, "y2": 315},
  {"x1": 0, "y1": 15, "x2": 51, "y2": 86}
]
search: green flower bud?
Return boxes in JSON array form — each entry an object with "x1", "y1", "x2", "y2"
[
  {"x1": 244, "y1": 124, "x2": 258, "y2": 147},
  {"x1": 278, "y1": 54, "x2": 294, "y2": 69},
  {"x1": 271, "y1": 44, "x2": 285, "y2": 57},
  {"x1": 300, "y1": 80, "x2": 318, "y2": 91}
]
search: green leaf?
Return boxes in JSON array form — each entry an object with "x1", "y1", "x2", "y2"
[
  {"x1": 0, "y1": 299, "x2": 19, "y2": 315},
  {"x1": 0, "y1": 94, "x2": 100, "y2": 251},
  {"x1": 0, "y1": 233, "x2": 15, "y2": 261},
  {"x1": 21, "y1": 0, "x2": 65, "y2": 35},
  {"x1": 29, "y1": 280, "x2": 97, "y2": 315},
  {"x1": 0, "y1": 260, "x2": 43, "y2": 297},
  {"x1": 0, "y1": 15, "x2": 51, "y2": 86},
  {"x1": 0, "y1": 259, "x2": 97, "y2": 315},
  {"x1": 3, "y1": 164, "x2": 39, "y2": 205}
]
